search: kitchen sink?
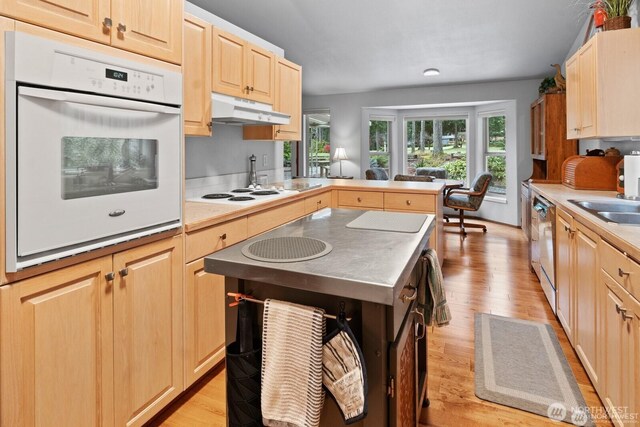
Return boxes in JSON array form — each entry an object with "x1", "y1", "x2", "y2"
[
  {"x1": 597, "y1": 212, "x2": 640, "y2": 225},
  {"x1": 569, "y1": 199, "x2": 640, "y2": 225}
]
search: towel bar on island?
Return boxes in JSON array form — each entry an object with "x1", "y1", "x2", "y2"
[{"x1": 227, "y1": 292, "x2": 352, "y2": 321}]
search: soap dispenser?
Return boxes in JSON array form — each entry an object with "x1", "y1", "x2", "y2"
[{"x1": 249, "y1": 154, "x2": 258, "y2": 187}]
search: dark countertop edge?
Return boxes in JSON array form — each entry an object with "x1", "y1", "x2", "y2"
[{"x1": 204, "y1": 215, "x2": 435, "y2": 306}]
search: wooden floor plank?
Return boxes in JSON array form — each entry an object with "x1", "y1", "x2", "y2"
[{"x1": 147, "y1": 222, "x2": 610, "y2": 426}]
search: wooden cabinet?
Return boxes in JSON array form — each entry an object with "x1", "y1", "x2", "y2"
[
  {"x1": 184, "y1": 259, "x2": 226, "y2": 388},
  {"x1": 529, "y1": 94, "x2": 577, "y2": 180},
  {"x1": 183, "y1": 13, "x2": 212, "y2": 136},
  {"x1": 384, "y1": 192, "x2": 435, "y2": 212},
  {"x1": 110, "y1": 0, "x2": 182, "y2": 64},
  {"x1": 248, "y1": 200, "x2": 306, "y2": 237},
  {"x1": 113, "y1": 237, "x2": 183, "y2": 427},
  {"x1": 244, "y1": 43, "x2": 275, "y2": 104},
  {"x1": 0, "y1": 0, "x2": 182, "y2": 64},
  {"x1": 554, "y1": 209, "x2": 600, "y2": 388},
  {"x1": 304, "y1": 192, "x2": 331, "y2": 214},
  {"x1": 574, "y1": 221, "x2": 600, "y2": 389},
  {"x1": 337, "y1": 190, "x2": 384, "y2": 210},
  {"x1": 600, "y1": 271, "x2": 639, "y2": 426},
  {"x1": 212, "y1": 27, "x2": 275, "y2": 104},
  {"x1": 0, "y1": 257, "x2": 114, "y2": 426},
  {"x1": 556, "y1": 208, "x2": 574, "y2": 345},
  {"x1": 183, "y1": 218, "x2": 247, "y2": 386},
  {"x1": 521, "y1": 182, "x2": 530, "y2": 238},
  {"x1": 0, "y1": 0, "x2": 111, "y2": 44},
  {"x1": 566, "y1": 29, "x2": 640, "y2": 139},
  {"x1": 243, "y1": 57, "x2": 302, "y2": 141},
  {"x1": 0, "y1": 237, "x2": 182, "y2": 427}
]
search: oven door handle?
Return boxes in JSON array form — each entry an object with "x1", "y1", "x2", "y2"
[{"x1": 18, "y1": 86, "x2": 181, "y2": 115}]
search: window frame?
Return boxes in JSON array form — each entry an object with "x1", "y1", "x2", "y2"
[
  {"x1": 368, "y1": 115, "x2": 395, "y2": 177},
  {"x1": 479, "y1": 111, "x2": 507, "y2": 198}
]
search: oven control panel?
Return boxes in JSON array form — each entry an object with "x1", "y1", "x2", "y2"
[
  {"x1": 7, "y1": 32, "x2": 182, "y2": 106},
  {"x1": 51, "y1": 52, "x2": 166, "y2": 101}
]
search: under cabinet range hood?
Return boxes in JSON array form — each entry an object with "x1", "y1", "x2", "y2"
[{"x1": 211, "y1": 92, "x2": 290, "y2": 126}]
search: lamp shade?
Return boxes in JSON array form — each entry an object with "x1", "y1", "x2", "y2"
[{"x1": 333, "y1": 147, "x2": 348, "y2": 161}]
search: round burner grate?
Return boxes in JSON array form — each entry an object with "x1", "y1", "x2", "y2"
[
  {"x1": 241, "y1": 236, "x2": 333, "y2": 263},
  {"x1": 231, "y1": 188, "x2": 253, "y2": 193},
  {"x1": 229, "y1": 196, "x2": 255, "y2": 201},
  {"x1": 251, "y1": 190, "x2": 279, "y2": 196},
  {"x1": 202, "y1": 193, "x2": 233, "y2": 199}
]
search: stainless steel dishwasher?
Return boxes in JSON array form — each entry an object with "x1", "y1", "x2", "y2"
[{"x1": 534, "y1": 195, "x2": 556, "y2": 314}]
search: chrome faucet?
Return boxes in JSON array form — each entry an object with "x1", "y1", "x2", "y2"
[{"x1": 249, "y1": 154, "x2": 257, "y2": 186}]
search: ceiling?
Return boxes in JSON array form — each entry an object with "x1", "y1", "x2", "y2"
[{"x1": 190, "y1": 0, "x2": 586, "y2": 96}]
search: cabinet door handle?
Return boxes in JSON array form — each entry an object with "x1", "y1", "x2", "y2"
[
  {"x1": 245, "y1": 85, "x2": 250, "y2": 93},
  {"x1": 207, "y1": 120, "x2": 213, "y2": 131},
  {"x1": 119, "y1": 268, "x2": 129, "y2": 277},
  {"x1": 406, "y1": 200, "x2": 412, "y2": 206},
  {"x1": 357, "y1": 197, "x2": 362, "y2": 202},
  {"x1": 220, "y1": 233, "x2": 227, "y2": 241},
  {"x1": 103, "y1": 17, "x2": 113, "y2": 29},
  {"x1": 276, "y1": 129, "x2": 281, "y2": 134},
  {"x1": 618, "y1": 268, "x2": 630, "y2": 278},
  {"x1": 105, "y1": 272, "x2": 115, "y2": 281},
  {"x1": 564, "y1": 225, "x2": 569, "y2": 232},
  {"x1": 117, "y1": 23, "x2": 127, "y2": 34},
  {"x1": 249, "y1": 86, "x2": 254, "y2": 92}
]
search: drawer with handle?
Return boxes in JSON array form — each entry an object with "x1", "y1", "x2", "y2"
[
  {"x1": 600, "y1": 239, "x2": 640, "y2": 300},
  {"x1": 338, "y1": 190, "x2": 383, "y2": 209},
  {"x1": 186, "y1": 217, "x2": 248, "y2": 263},
  {"x1": 304, "y1": 192, "x2": 331, "y2": 214},
  {"x1": 384, "y1": 192, "x2": 435, "y2": 212}
]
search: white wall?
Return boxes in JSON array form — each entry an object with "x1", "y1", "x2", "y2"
[{"x1": 303, "y1": 79, "x2": 540, "y2": 225}]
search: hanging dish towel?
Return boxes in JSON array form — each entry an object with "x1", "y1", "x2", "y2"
[
  {"x1": 323, "y1": 311, "x2": 367, "y2": 424},
  {"x1": 261, "y1": 299, "x2": 326, "y2": 427},
  {"x1": 419, "y1": 248, "x2": 452, "y2": 326}
]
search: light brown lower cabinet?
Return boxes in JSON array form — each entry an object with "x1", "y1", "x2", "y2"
[
  {"x1": 184, "y1": 258, "x2": 226, "y2": 388},
  {"x1": 556, "y1": 209, "x2": 574, "y2": 345},
  {"x1": 0, "y1": 236, "x2": 183, "y2": 427},
  {"x1": 573, "y1": 221, "x2": 600, "y2": 390}
]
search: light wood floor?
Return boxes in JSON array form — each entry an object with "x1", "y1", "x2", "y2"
[{"x1": 149, "y1": 221, "x2": 610, "y2": 427}]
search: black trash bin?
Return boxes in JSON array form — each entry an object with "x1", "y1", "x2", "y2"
[{"x1": 226, "y1": 300, "x2": 262, "y2": 427}]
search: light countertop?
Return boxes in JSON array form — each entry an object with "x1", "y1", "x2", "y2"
[
  {"x1": 204, "y1": 208, "x2": 435, "y2": 305},
  {"x1": 185, "y1": 178, "x2": 445, "y2": 233},
  {"x1": 530, "y1": 183, "x2": 640, "y2": 259}
]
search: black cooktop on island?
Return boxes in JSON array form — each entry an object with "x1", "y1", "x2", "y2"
[{"x1": 202, "y1": 193, "x2": 233, "y2": 199}]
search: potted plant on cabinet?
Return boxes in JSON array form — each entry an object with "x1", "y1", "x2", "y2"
[{"x1": 602, "y1": 0, "x2": 635, "y2": 30}]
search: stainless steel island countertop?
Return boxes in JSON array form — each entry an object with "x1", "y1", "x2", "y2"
[{"x1": 204, "y1": 208, "x2": 435, "y2": 306}]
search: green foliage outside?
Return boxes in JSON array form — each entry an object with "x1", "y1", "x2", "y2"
[
  {"x1": 283, "y1": 142, "x2": 292, "y2": 167},
  {"x1": 442, "y1": 159, "x2": 467, "y2": 181},
  {"x1": 370, "y1": 155, "x2": 389, "y2": 168}
]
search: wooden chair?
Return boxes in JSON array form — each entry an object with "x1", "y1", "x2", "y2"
[
  {"x1": 444, "y1": 172, "x2": 493, "y2": 236},
  {"x1": 365, "y1": 168, "x2": 389, "y2": 180}
]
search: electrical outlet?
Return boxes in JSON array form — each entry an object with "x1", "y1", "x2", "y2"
[{"x1": 262, "y1": 154, "x2": 268, "y2": 167}]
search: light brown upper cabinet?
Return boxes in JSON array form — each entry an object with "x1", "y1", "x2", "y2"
[
  {"x1": 212, "y1": 27, "x2": 275, "y2": 104},
  {"x1": 244, "y1": 57, "x2": 302, "y2": 141},
  {"x1": 566, "y1": 28, "x2": 640, "y2": 139},
  {"x1": 183, "y1": 13, "x2": 212, "y2": 136},
  {"x1": 0, "y1": 0, "x2": 182, "y2": 64}
]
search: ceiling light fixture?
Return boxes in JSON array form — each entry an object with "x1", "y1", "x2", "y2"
[{"x1": 423, "y1": 68, "x2": 440, "y2": 77}]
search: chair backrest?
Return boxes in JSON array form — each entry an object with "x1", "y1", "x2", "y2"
[
  {"x1": 416, "y1": 167, "x2": 447, "y2": 179},
  {"x1": 393, "y1": 174, "x2": 434, "y2": 182},
  {"x1": 468, "y1": 172, "x2": 493, "y2": 207},
  {"x1": 365, "y1": 168, "x2": 389, "y2": 180}
]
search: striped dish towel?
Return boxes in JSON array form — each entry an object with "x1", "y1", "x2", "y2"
[
  {"x1": 261, "y1": 299, "x2": 326, "y2": 427},
  {"x1": 419, "y1": 248, "x2": 451, "y2": 327}
]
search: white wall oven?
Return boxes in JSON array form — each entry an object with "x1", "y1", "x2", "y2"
[{"x1": 5, "y1": 33, "x2": 183, "y2": 272}]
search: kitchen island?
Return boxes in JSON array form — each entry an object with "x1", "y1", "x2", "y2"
[{"x1": 205, "y1": 208, "x2": 436, "y2": 426}]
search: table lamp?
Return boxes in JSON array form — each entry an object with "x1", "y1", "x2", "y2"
[{"x1": 333, "y1": 147, "x2": 348, "y2": 177}]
